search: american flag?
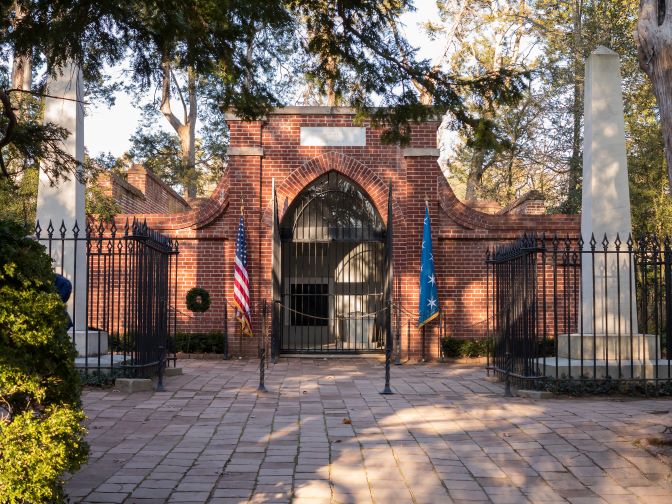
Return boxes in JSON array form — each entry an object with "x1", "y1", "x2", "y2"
[{"x1": 234, "y1": 215, "x2": 253, "y2": 336}]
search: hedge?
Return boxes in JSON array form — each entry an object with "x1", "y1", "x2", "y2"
[
  {"x1": 440, "y1": 337, "x2": 491, "y2": 358},
  {"x1": 441, "y1": 337, "x2": 557, "y2": 359},
  {"x1": 171, "y1": 332, "x2": 226, "y2": 354},
  {"x1": 0, "y1": 220, "x2": 88, "y2": 503}
]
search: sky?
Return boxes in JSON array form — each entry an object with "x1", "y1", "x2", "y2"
[{"x1": 84, "y1": 1, "x2": 442, "y2": 159}]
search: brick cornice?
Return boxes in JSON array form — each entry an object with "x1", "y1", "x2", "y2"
[
  {"x1": 115, "y1": 173, "x2": 231, "y2": 234},
  {"x1": 437, "y1": 176, "x2": 579, "y2": 232},
  {"x1": 261, "y1": 151, "x2": 405, "y2": 230}
]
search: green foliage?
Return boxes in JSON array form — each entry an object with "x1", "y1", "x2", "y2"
[
  {"x1": 440, "y1": 337, "x2": 490, "y2": 358},
  {"x1": 127, "y1": 102, "x2": 228, "y2": 197},
  {"x1": 626, "y1": 80, "x2": 672, "y2": 235},
  {"x1": 432, "y1": 0, "x2": 668, "y2": 227},
  {"x1": 86, "y1": 185, "x2": 121, "y2": 223},
  {"x1": 172, "y1": 332, "x2": 225, "y2": 354},
  {"x1": 2, "y1": 1, "x2": 527, "y2": 184},
  {"x1": 0, "y1": 167, "x2": 38, "y2": 227},
  {"x1": 0, "y1": 220, "x2": 88, "y2": 503},
  {"x1": 78, "y1": 369, "x2": 124, "y2": 387},
  {"x1": 537, "y1": 376, "x2": 672, "y2": 397},
  {"x1": 107, "y1": 332, "x2": 137, "y2": 353}
]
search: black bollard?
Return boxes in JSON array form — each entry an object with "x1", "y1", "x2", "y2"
[
  {"x1": 381, "y1": 342, "x2": 393, "y2": 394},
  {"x1": 258, "y1": 344, "x2": 267, "y2": 393},
  {"x1": 381, "y1": 301, "x2": 393, "y2": 395},
  {"x1": 156, "y1": 345, "x2": 166, "y2": 392}
]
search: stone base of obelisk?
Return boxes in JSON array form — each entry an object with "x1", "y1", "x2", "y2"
[
  {"x1": 536, "y1": 357, "x2": 670, "y2": 380},
  {"x1": 537, "y1": 333, "x2": 665, "y2": 379},
  {"x1": 557, "y1": 333, "x2": 660, "y2": 360},
  {"x1": 73, "y1": 329, "x2": 109, "y2": 357}
]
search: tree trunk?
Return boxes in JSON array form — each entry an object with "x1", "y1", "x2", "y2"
[
  {"x1": 160, "y1": 58, "x2": 198, "y2": 198},
  {"x1": 11, "y1": 1, "x2": 31, "y2": 121},
  {"x1": 465, "y1": 149, "x2": 486, "y2": 201},
  {"x1": 326, "y1": 79, "x2": 337, "y2": 106},
  {"x1": 184, "y1": 67, "x2": 197, "y2": 198},
  {"x1": 637, "y1": 0, "x2": 672, "y2": 188},
  {"x1": 325, "y1": 53, "x2": 338, "y2": 106},
  {"x1": 567, "y1": 0, "x2": 583, "y2": 212},
  {"x1": 10, "y1": 1, "x2": 30, "y2": 92},
  {"x1": 11, "y1": 55, "x2": 31, "y2": 92}
]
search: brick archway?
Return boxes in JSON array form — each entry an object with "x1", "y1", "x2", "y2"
[{"x1": 262, "y1": 151, "x2": 405, "y2": 228}]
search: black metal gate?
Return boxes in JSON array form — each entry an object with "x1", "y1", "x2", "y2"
[
  {"x1": 35, "y1": 218, "x2": 179, "y2": 377},
  {"x1": 275, "y1": 171, "x2": 387, "y2": 353}
]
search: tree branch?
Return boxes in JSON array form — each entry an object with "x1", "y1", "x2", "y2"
[
  {"x1": 171, "y1": 69, "x2": 189, "y2": 125},
  {"x1": 0, "y1": 89, "x2": 18, "y2": 151},
  {"x1": 160, "y1": 59, "x2": 184, "y2": 133},
  {"x1": 7, "y1": 88, "x2": 89, "y2": 104},
  {"x1": 636, "y1": 0, "x2": 657, "y2": 77},
  {"x1": 187, "y1": 66, "x2": 197, "y2": 127},
  {"x1": 386, "y1": 15, "x2": 432, "y2": 104}
]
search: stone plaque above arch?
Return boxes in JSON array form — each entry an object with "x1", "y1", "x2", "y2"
[{"x1": 300, "y1": 127, "x2": 366, "y2": 146}]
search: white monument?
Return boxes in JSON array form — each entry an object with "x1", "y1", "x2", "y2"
[
  {"x1": 550, "y1": 47, "x2": 660, "y2": 377},
  {"x1": 35, "y1": 63, "x2": 106, "y2": 357},
  {"x1": 580, "y1": 46, "x2": 638, "y2": 337}
]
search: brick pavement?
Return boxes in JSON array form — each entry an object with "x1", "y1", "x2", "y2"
[{"x1": 65, "y1": 358, "x2": 672, "y2": 503}]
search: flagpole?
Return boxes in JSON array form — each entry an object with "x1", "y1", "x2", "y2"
[
  {"x1": 422, "y1": 325, "x2": 426, "y2": 362},
  {"x1": 240, "y1": 202, "x2": 244, "y2": 357},
  {"x1": 423, "y1": 197, "x2": 427, "y2": 362},
  {"x1": 418, "y1": 196, "x2": 439, "y2": 363},
  {"x1": 381, "y1": 180, "x2": 393, "y2": 394}
]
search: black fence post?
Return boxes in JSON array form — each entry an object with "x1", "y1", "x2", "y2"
[
  {"x1": 258, "y1": 301, "x2": 267, "y2": 393},
  {"x1": 407, "y1": 320, "x2": 410, "y2": 362},
  {"x1": 394, "y1": 306, "x2": 401, "y2": 366},
  {"x1": 272, "y1": 300, "x2": 279, "y2": 364},
  {"x1": 438, "y1": 312, "x2": 444, "y2": 363},
  {"x1": 381, "y1": 301, "x2": 393, "y2": 395},
  {"x1": 223, "y1": 301, "x2": 229, "y2": 360},
  {"x1": 421, "y1": 326, "x2": 426, "y2": 362},
  {"x1": 156, "y1": 345, "x2": 165, "y2": 392},
  {"x1": 665, "y1": 239, "x2": 672, "y2": 361},
  {"x1": 504, "y1": 350, "x2": 512, "y2": 397}
]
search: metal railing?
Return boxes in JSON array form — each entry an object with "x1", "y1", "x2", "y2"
[
  {"x1": 487, "y1": 233, "x2": 672, "y2": 394},
  {"x1": 35, "y1": 218, "x2": 179, "y2": 379}
]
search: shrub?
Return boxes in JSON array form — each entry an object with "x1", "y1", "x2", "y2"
[
  {"x1": 440, "y1": 337, "x2": 491, "y2": 358},
  {"x1": 107, "y1": 331, "x2": 137, "y2": 353},
  {"x1": 0, "y1": 220, "x2": 88, "y2": 503},
  {"x1": 172, "y1": 331, "x2": 226, "y2": 353},
  {"x1": 440, "y1": 337, "x2": 463, "y2": 358}
]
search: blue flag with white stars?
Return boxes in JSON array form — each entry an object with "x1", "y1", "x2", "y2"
[{"x1": 418, "y1": 206, "x2": 439, "y2": 327}]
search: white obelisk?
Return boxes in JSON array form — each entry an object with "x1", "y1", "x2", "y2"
[
  {"x1": 580, "y1": 46, "x2": 638, "y2": 339},
  {"x1": 36, "y1": 63, "x2": 88, "y2": 332}
]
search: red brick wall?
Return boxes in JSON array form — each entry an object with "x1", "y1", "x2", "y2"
[
  {"x1": 99, "y1": 165, "x2": 190, "y2": 215},
  {"x1": 113, "y1": 108, "x2": 580, "y2": 359}
]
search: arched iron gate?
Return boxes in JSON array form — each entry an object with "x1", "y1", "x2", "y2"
[{"x1": 272, "y1": 171, "x2": 388, "y2": 353}]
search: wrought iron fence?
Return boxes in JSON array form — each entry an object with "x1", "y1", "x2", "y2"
[
  {"x1": 487, "y1": 233, "x2": 672, "y2": 394},
  {"x1": 35, "y1": 218, "x2": 179, "y2": 379}
]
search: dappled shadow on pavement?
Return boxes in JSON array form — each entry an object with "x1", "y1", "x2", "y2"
[{"x1": 66, "y1": 358, "x2": 672, "y2": 503}]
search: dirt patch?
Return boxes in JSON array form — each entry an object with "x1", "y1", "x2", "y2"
[{"x1": 637, "y1": 429, "x2": 672, "y2": 471}]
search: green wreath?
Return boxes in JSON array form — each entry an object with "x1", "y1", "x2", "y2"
[{"x1": 186, "y1": 287, "x2": 211, "y2": 313}]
